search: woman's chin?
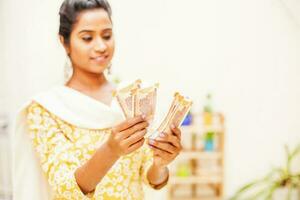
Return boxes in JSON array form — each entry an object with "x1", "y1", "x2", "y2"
[{"x1": 88, "y1": 65, "x2": 107, "y2": 74}]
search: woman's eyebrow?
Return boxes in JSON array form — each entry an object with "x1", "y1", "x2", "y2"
[
  {"x1": 78, "y1": 30, "x2": 94, "y2": 34},
  {"x1": 78, "y1": 28, "x2": 112, "y2": 34}
]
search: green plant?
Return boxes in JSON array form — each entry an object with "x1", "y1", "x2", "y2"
[{"x1": 231, "y1": 144, "x2": 300, "y2": 200}]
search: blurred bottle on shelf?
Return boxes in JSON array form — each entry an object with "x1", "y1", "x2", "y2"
[
  {"x1": 203, "y1": 93, "x2": 215, "y2": 151},
  {"x1": 204, "y1": 131, "x2": 215, "y2": 151},
  {"x1": 191, "y1": 131, "x2": 197, "y2": 150},
  {"x1": 176, "y1": 161, "x2": 191, "y2": 177},
  {"x1": 203, "y1": 93, "x2": 213, "y2": 126}
]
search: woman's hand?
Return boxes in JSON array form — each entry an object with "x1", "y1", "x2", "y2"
[
  {"x1": 76, "y1": 115, "x2": 148, "y2": 194},
  {"x1": 106, "y1": 115, "x2": 149, "y2": 157},
  {"x1": 147, "y1": 125, "x2": 182, "y2": 168}
]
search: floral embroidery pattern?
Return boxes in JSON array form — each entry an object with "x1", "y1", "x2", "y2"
[{"x1": 27, "y1": 102, "x2": 153, "y2": 200}]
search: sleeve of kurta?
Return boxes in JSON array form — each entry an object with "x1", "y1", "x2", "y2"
[{"x1": 26, "y1": 102, "x2": 94, "y2": 199}]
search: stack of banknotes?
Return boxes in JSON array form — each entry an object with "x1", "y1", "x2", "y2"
[{"x1": 113, "y1": 80, "x2": 192, "y2": 139}]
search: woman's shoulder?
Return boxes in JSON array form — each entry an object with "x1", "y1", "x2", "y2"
[
  {"x1": 26, "y1": 101, "x2": 50, "y2": 116},
  {"x1": 26, "y1": 101, "x2": 41, "y2": 112},
  {"x1": 17, "y1": 86, "x2": 62, "y2": 112},
  {"x1": 14, "y1": 88, "x2": 61, "y2": 135}
]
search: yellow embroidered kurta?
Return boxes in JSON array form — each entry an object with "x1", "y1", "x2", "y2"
[{"x1": 26, "y1": 102, "x2": 153, "y2": 200}]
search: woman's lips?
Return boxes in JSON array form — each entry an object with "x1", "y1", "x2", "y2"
[{"x1": 90, "y1": 55, "x2": 108, "y2": 64}]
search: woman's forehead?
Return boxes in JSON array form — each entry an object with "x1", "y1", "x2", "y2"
[{"x1": 73, "y1": 8, "x2": 112, "y2": 33}]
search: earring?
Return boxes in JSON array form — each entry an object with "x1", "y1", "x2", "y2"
[
  {"x1": 64, "y1": 56, "x2": 73, "y2": 83},
  {"x1": 107, "y1": 62, "x2": 112, "y2": 75}
]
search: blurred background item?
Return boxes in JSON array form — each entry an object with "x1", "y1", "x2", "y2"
[
  {"x1": 0, "y1": 114, "x2": 12, "y2": 200},
  {"x1": 167, "y1": 94, "x2": 225, "y2": 200}
]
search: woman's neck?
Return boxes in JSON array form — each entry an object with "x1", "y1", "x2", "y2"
[
  {"x1": 66, "y1": 68, "x2": 108, "y2": 92},
  {"x1": 65, "y1": 68, "x2": 115, "y2": 106}
]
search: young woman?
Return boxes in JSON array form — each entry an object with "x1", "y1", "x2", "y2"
[{"x1": 14, "y1": 0, "x2": 182, "y2": 199}]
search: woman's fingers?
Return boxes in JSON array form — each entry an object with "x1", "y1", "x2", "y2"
[
  {"x1": 148, "y1": 139, "x2": 177, "y2": 154},
  {"x1": 156, "y1": 133, "x2": 182, "y2": 149},
  {"x1": 112, "y1": 115, "x2": 145, "y2": 133},
  {"x1": 151, "y1": 146, "x2": 173, "y2": 159},
  {"x1": 171, "y1": 125, "x2": 181, "y2": 140},
  {"x1": 127, "y1": 138, "x2": 145, "y2": 153},
  {"x1": 120, "y1": 121, "x2": 149, "y2": 139},
  {"x1": 125, "y1": 129, "x2": 147, "y2": 145}
]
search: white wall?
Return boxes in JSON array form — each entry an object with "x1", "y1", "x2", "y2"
[
  {"x1": 0, "y1": 1, "x2": 13, "y2": 197},
  {"x1": 110, "y1": 0, "x2": 300, "y2": 197},
  {"x1": 0, "y1": 0, "x2": 8, "y2": 114},
  {"x1": 2, "y1": 0, "x2": 65, "y2": 114},
  {"x1": 2, "y1": 0, "x2": 300, "y2": 199}
]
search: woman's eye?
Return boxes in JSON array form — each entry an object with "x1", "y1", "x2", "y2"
[
  {"x1": 82, "y1": 37, "x2": 92, "y2": 42},
  {"x1": 103, "y1": 35, "x2": 111, "y2": 40}
]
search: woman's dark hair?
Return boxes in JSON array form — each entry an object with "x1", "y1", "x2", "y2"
[{"x1": 59, "y1": 0, "x2": 112, "y2": 45}]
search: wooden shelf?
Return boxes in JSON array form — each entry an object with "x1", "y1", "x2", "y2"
[
  {"x1": 168, "y1": 112, "x2": 225, "y2": 200},
  {"x1": 169, "y1": 176, "x2": 223, "y2": 184},
  {"x1": 178, "y1": 151, "x2": 222, "y2": 160},
  {"x1": 181, "y1": 124, "x2": 224, "y2": 133},
  {"x1": 169, "y1": 197, "x2": 221, "y2": 200}
]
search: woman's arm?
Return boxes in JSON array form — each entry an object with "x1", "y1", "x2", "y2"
[
  {"x1": 75, "y1": 116, "x2": 149, "y2": 194},
  {"x1": 27, "y1": 103, "x2": 94, "y2": 199},
  {"x1": 27, "y1": 102, "x2": 148, "y2": 198},
  {"x1": 74, "y1": 142, "x2": 119, "y2": 194},
  {"x1": 147, "y1": 164, "x2": 169, "y2": 188},
  {"x1": 147, "y1": 125, "x2": 182, "y2": 188}
]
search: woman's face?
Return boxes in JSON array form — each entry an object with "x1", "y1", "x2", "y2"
[{"x1": 65, "y1": 8, "x2": 114, "y2": 74}]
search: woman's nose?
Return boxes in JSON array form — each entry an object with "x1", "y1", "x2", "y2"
[{"x1": 94, "y1": 39, "x2": 107, "y2": 52}]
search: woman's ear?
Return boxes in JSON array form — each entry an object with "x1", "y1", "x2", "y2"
[{"x1": 59, "y1": 35, "x2": 70, "y2": 56}]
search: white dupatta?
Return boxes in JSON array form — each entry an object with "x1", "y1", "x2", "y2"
[{"x1": 13, "y1": 86, "x2": 124, "y2": 200}]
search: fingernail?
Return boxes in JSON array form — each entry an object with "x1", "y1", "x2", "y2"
[
  {"x1": 141, "y1": 114, "x2": 146, "y2": 120},
  {"x1": 159, "y1": 132, "x2": 165, "y2": 138},
  {"x1": 171, "y1": 124, "x2": 175, "y2": 129},
  {"x1": 149, "y1": 139, "x2": 155, "y2": 145}
]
